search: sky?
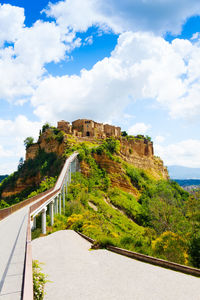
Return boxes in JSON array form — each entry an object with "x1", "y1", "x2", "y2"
[{"x1": 0, "y1": 0, "x2": 200, "y2": 174}]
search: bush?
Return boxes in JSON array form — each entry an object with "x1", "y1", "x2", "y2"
[
  {"x1": 152, "y1": 231, "x2": 188, "y2": 265},
  {"x1": 33, "y1": 260, "x2": 48, "y2": 300},
  {"x1": 24, "y1": 137, "x2": 34, "y2": 149},
  {"x1": 189, "y1": 234, "x2": 200, "y2": 268}
]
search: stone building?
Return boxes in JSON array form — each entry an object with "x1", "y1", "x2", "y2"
[
  {"x1": 57, "y1": 120, "x2": 72, "y2": 134},
  {"x1": 57, "y1": 119, "x2": 121, "y2": 138}
]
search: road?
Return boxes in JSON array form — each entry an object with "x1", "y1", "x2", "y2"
[{"x1": 32, "y1": 230, "x2": 200, "y2": 300}]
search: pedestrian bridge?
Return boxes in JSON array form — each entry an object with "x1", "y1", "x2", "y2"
[
  {"x1": 0, "y1": 151, "x2": 200, "y2": 300},
  {"x1": 0, "y1": 152, "x2": 79, "y2": 300}
]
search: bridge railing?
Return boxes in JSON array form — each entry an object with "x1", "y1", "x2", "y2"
[
  {"x1": 0, "y1": 188, "x2": 54, "y2": 221},
  {"x1": 22, "y1": 152, "x2": 79, "y2": 300}
]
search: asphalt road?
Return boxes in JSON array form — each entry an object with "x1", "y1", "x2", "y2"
[{"x1": 32, "y1": 230, "x2": 200, "y2": 300}]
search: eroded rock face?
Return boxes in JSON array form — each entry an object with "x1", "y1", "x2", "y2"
[
  {"x1": 93, "y1": 153, "x2": 139, "y2": 196},
  {"x1": 120, "y1": 139, "x2": 168, "y2": 180},
  {"x1": 26, "y1": 144, "x2": 39, "y2": 160},
  {"x1": 120, "y1": 139, "x2": 153, "y2": 158},
  {"x1": 26, "y1": 129, "x2": 65, "y2": 161},
  {"x1": 1, "y1": 174, "x2": 41, "y2": 198}
]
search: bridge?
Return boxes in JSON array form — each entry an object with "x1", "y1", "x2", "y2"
[
  {"x1": 0, "y1": 152, "x2": 79, "y2": 299},
  {"x1": 0, "y1": 152, "x2": 200, "y2": 299}
]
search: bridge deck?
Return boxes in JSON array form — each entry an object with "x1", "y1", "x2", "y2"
[
  {"x1": 0, "y1": 206, "x2": 28, "y2": 299},
  {"x1": 32, "y1": 230, "x2": 200, "y2": 300}
]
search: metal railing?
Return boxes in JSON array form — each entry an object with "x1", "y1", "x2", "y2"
[
  {"x1": 0, "y1": 152, "x2": 79, "y2": 300},
  {"x1": 22, "y1": 152, "x2": 79, "y2": 299}
]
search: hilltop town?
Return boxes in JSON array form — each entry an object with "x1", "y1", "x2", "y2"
[{"x1": 57, "y1": 119, "x2": 121, "y2": 139}]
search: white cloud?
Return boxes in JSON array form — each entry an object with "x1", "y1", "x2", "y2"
[
  {"x1": 191, "y1": 32, "x2": 200, "y2": 40},
  {"x1": 154, "y1": 139, "x2": 200, "y2": 168},
  {"x1": 128, "y1": 123, "x2": 151, "y2": 135},
  {"x1": 155, "y1": 136, "x2": 165, "y2": 144},
  {"x1": 0, "y1": 116, "x2": 42, "y2": 174},
  {"x1": 30, "y1": 31, "x2": 200, "y2": 122},
  {"x1": 0, "y1": 4, "x2": 24, "y2": 46},
  {"x1": 45, "y1": 0, "x2": 200, "y2": 35},
  {"x1": 0, "y1": 4, "x2": 82, "y2": 103},
  {"x1": 84, "y1": 36, "x2": 93, "y2": 46}
]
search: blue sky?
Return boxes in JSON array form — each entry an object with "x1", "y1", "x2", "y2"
[{"x1": 0, "y1": 0, "x2": 200, "y2": 174}]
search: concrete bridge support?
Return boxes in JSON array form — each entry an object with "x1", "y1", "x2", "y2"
[
  {"x1": 49, "y1": 201, "x2": 54, "y2": 226},
  {"x1": 56, "y1": 197, "x2": 58, "y2": 214},
  {"x1": 59, "y1": 193, "x2": 62, "y2": 214},
  {"x1": 42, "y1": 207, "x2": 47, "y2": 234},
  {"x1": 32, "y1": 156, "x2": 79, "y2": 236}
]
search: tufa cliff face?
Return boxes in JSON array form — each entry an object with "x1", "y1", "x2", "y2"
[
  {"x1": 26, "y1": 132, "x2": 168, "y2": 181},
  {"x1": 26, "y1": 129, "x2": 65, "y2": 160},
  {"x1": 120, "y1": 139, "x2": 168, "y2": 180}
]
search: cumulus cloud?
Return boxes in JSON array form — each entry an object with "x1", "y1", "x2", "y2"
[
  {"x1": 0, "y1": 4, "x2": 24, "y2": 46},
  {"x1": 0, "y1": 116, "x2": 42, "y2": 173},
  {"x1": 128, "y1": 123, "x2": 151, "y2": 135},
  {"x1": 45, "y1": 0, "x2": 200, "y2": 35},
  {"x1": 30, "y1": 31, "x2": 200, "y2": 122},
  {"x1": 154, "y1": 139, "x2": 200, "y2": 168},
  {"x1": 155, "y1": 136, "x2": 165, "y2": 144},
  {"x1": 0, "y1": 4, "x2": 81, "y2": 102}
]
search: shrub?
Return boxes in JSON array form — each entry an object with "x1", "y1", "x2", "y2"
[
  {"x1": 33, "y1": 260, "x2": 48, "y2": 300},
  {"x1": 189, "y1": 234, "x2": 200, "y2": 268},
  {"x1": 152, "y1": 231, "x2": 188, "y2": 265},
  {"x1": 24, "y1": 137, "x2": 34, "y2": 149}
]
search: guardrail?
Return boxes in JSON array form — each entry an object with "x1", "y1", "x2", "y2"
[
  {"x1": 77, "y1": 231, "x2": 200, "y2": 278},
  {"x1": 22, "y1": 208, "x2": 33, "y2": 299},
  {"x1": 0, "y1": 152, "x2": 79, "y2": 300},
  {"x1": 22, "y1": 152, "x2": 79, "y2": 299},
  {"x1": 0, "y1": 188, "x2": 54, "y2": 221}
]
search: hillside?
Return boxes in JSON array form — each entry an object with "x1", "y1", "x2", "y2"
[
  {"x1": 1, "y1": 121, "x2": 200, "y2": 268},
  {"x1": 0, "y1": 175, "x2": 8, "y2": 183},
  {"x1": 0, "y1": 121, "x2": 167, "y2": 206}
]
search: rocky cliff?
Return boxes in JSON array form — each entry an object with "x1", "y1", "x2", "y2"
[{"x1": 0, "y1": 126, "x2": 168, "y2": 204}]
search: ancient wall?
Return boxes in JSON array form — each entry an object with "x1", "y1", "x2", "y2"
[
  {"x1": 57, "y1": 120, "x2": 72, "y2": 134},
  {"x1": 67, "y1": 119, "x2": 121, "y2": 138}
]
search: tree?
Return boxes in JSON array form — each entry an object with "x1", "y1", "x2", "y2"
[
  {"x1": 42, "y1": 122, "x2": 51, "y2": 133},
  {"x1": 121, "y1": 131, "x2": 128, "y2": 137},
  {"x1": 152, "y1": 231, "x2": 188, "y2": 265},
  {"x1": 24, "y1": 137, "x2": 34, "y2": 149},
  {"x1": 189, "y1": 234, "x2": 200, "y2": 268},
  {"x1": 18, "y1": 157, "x2": 24, "y2": 171}
]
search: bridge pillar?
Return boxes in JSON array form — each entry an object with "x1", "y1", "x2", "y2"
[
  {"x1": 33, "y1": 217, "x2": 36, "y2": 230},
  {"x1": 62, "y1": 186, "x2": 65, "y2": 213},
  {"x1": 42, "y1": 207, "x2": 47, "y2": 234},
  {"x1": 69, "y1": 164, "x2": 71, "y2": 182},
  {"x1": 56, "y1": 196, "x2": 58, "y2": 214},
  {"x1": 59, "y1": 193, "x2": 62, "y2": 214},
  {"x1": 49, "y1": 200, "x2": 54, "y2": 226}
]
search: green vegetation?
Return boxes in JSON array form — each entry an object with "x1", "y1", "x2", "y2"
[
  {"x1": 122, "y1": 134, "x2": 152, "y2": 142},
  {"x1": 24, "y1": 137, "x2": 34, "y2": 149},
  {"x1": 33, "y1": 260, "x2": 48, "y2": 300},
  {"x1": 0, "y1": 149, "x2": 63, "y2": 207},
  {"x1": 1, "y1": 123, "x2": 199, "y2": 268},
  {"x1": 0, "y1": 175, "x2": 8, "y2": 183},
  {"x1": 31, "y1": 141, "x2": 200, "y2": 267}
]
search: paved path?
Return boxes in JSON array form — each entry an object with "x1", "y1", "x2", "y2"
[
  {"x1": 32, "y1": 230, "x2": 200, "y2": 300},
  {"x1": 0, "y1": 206, "x2": 29, "y2": 300}
]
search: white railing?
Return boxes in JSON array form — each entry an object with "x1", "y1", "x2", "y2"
[{"x1": 22, "y1": 152, "x2": 80, "y2": 299}]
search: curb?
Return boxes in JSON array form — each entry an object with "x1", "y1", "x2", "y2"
[{"x1": 76, "y1": 231, "x2": 200, "y2": 277}]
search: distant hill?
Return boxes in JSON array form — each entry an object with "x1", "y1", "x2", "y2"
[
  {"x1": 174, "y1": 179, "x2": 200, "y2": 187},
  {"x1": 168, "y1": 166, "x2": 200, "y2": 179},
  {"x1": 0, "y1": 175, "x2": 8, "y2": 183}
]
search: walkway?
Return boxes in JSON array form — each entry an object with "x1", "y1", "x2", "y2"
[
  {"x1": 0, "y1": 206, "x2": 29, "y2": 299},
  {"x1": 32, "y1": 230, "x2": 200, "y2": 300}
]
